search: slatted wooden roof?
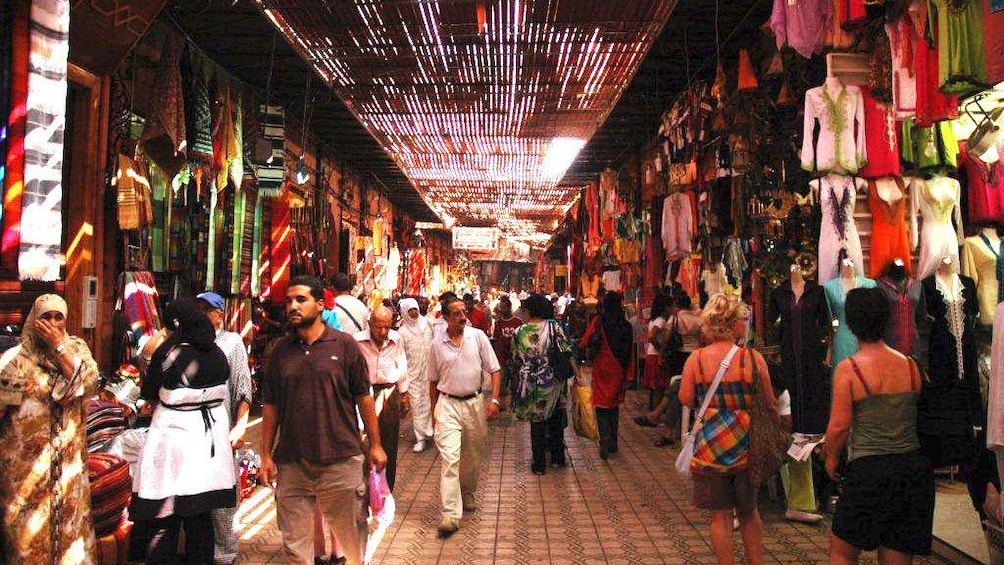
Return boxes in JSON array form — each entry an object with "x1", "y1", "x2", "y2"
[{"x1": 253, "y1": 0, "x2": 677, "y2": 240}]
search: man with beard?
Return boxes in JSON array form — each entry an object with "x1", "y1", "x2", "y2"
[{"x1": 259, "y1": 275, "x2": 386, "y2": 565}]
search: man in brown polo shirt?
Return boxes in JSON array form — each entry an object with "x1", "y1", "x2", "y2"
[{"x1": 259, "y1": 275, "x2": 386, "y2": 565}]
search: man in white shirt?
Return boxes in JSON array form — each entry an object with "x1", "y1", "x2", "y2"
[
  {"x1": 428, "y1": 296, "x2": 502, "y2": 538},
  {"x1": 331, "y1": 273, "x2": 369, "y2": 333},
  {"x1": 354, "y1": 305, "x2": 409, "y2": 491}
]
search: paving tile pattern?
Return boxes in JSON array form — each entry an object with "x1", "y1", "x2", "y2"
[{"x1": 235, "y1": 391, "x2": 945, "y2": 564}]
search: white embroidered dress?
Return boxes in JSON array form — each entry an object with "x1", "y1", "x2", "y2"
[{"x1": 800, "y1": 84, "x2": 867, "y2": 174}]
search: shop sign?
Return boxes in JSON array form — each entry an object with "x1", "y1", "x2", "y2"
[{"x1": 452, "y1": 227, "x2": 499, "y2": 250}]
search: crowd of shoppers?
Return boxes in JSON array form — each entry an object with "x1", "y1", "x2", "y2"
[{"x1": 0, "y1": 274, "x2": 946, "y2": 565}]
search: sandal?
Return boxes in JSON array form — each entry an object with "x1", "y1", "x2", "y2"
[
  {"x1": 634, "y1": 415, "x2": 658, "y2": 428},
  {"x1": 653, "y1": 437, "x2": 676, "y2": 447}
]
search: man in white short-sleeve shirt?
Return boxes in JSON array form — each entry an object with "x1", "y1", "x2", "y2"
[{"x1": 427, "y1": 296, "x2": 502, "y2": 538}]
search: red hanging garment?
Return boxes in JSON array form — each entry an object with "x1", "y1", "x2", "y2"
[{"x1": 2, "y1": 1, "x2": 28, "y2": 270}]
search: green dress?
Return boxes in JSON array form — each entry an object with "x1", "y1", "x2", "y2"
[
  {"x1": 510, "y1": 320, "x2": 571, "y2": 422},
  {"x1": 931, "y1": 0, "x2": 988, "y2": 96}
]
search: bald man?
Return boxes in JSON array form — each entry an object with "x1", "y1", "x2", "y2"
[{"x1": 354, "y1": 306, "x2": 409, "y2": 490}]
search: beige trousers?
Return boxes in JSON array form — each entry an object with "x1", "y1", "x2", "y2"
[
  {"x1": 275, "y1": 455, "x2": 367, "y2": 565},
  {"x1": 434, "y1": 395, "x2": 487, "y2": 522}
]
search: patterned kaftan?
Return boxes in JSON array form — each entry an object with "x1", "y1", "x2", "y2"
[{"x1": 0, "y1": 337, "x2": 99, "y2": 564}]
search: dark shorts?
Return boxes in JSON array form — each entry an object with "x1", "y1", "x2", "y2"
[
  {"x1": 832, "y1": 451, "x2": 935, "y2": 555},
  {"x1": 692, "y1": 470, "x2": 757, "y2": 516}
]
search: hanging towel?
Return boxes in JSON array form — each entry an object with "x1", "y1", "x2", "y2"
[{"x1": 18, "y1": 0, "x2": 70, "y2": 281}]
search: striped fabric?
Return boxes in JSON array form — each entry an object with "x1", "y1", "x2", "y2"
[
  {"x1": 691, "y1": 351, "x2": 754, "y2": 475},
  {"x1": 2, "y1": 0, "x2": 27, "y2": 271},
  {"x1": 18, "y1": 0, "x2": 69, "y2": 281},
  {"x1": 255, "y1": 104, "x2": 285, "y2": 196}
]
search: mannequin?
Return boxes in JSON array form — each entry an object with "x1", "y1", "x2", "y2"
[
  {"x1": 771, "y1": 263, "x2": 830, "y2": 523},
  {"x1": 919, "y1": 254, "x2": 980, "y2": 467},
  {"x1": 963, "y1": 226, "x2": 1003, "y2": 326},
  {"x1": 814, "y1": 174, "x2": 866, "y2": 282},
  {"x1": 878, "y1": 258, "x2": 927, "y2": 363},
  {"x1": 825, "y1": 257, "x2": 877, "y2": 371}
]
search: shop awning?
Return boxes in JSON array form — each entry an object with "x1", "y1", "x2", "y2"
[{"x1": 252, "y1": 0, "x2": 677, "y2": 241}]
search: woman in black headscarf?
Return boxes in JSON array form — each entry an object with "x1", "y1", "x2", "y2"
[
  {"x1": 130, "y1": 297, "x2": 236, "y2": 563},
  {"x1": 579, "y1": 292, "x2": 633, "y2": 459}
]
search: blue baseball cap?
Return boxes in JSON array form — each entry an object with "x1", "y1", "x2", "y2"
[{"x1": 196, "y1": 292, "x2": 225, "y2": 311}]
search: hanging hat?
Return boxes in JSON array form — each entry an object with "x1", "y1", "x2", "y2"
[
  {"x1": 737, "y1": 49, "x2": 758, "y2": 91},
  {"x1": 766, "y1": 51, "x2": 784, "y2": 76},
  {"x1": 712, "y1": 105, "x2": 728, "y2": 132},
  {"x1": 711, "y1": 62, "x2": 728, "y2": 101},
  {"x1": 776, "y1": 80, "x2": 795, "y2": 106}
]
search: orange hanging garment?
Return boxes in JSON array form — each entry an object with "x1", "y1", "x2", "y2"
[{"x1": 867, "y1": 177, "x2": 913, "y2": 278}]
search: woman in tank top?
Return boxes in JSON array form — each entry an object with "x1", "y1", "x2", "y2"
[{"x1": 824, "y1": 287, "x2": 935, "y2": 563}]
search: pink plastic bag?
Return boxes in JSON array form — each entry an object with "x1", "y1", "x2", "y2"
[{"x1": 369, "y1": 468, "x2": 395, "y2": 525}]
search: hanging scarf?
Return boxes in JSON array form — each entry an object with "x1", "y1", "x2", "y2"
[
  {"x1": 182, "y1": 49, "x2": 214, "y2": 163},
  {"x1": 1, "y1": 0, "x2": 27, "y2": 271},
  {"x1": 18, "y1": 0, "x2": 70, "y2": 281},
  {"x1": 829, "y1": 177, "x2": 852, "y2": 241}
]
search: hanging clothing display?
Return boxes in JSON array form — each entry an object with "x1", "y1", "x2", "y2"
[
  {"x1": 912, "y1": 176, "x2": 964, "y2": 279},
  {"x1": 859, "y1": 89, "x2": 902, "y2": 178},
  {"x1": 867, "y1": 177, "x2": 913, "y2": 278},
  {"x1": 800, "y1": 83, "x2": 867, "y2": 174},
  {"x1": 905, "y1": 1, "x2": 959, "y2": 127},
  {"x1": 580, "y1": 272, "x2": 600, "y2": 306},
  {"x1": 722, "y1": 238, "x2": 749, "y2": 287},
  {"x1": 661, "y1": 191, "x2": 693, "y2": 257},
  {"x1": 677, "y1": 254, "x2": 701, "y2": 302},
  {"x1": 405, "y1": 248, "x2": 427, "y2": 297},
  {"x1": 17, "y1": 0, "x2": 70, "y2": 281},
  {"x1": 930, "y1": 0, "x2": 987, "y2": 96},
  {"x1": 959, "y1": 140, "x2": 1004, "y2": 224},
  {"x1": 919, "y1": 273, "x2": 980, "y2": 468},
  {"x1": 385, "y1": 245, "x2": 401, "y2": 293},
  {"x1": 701, "y1": 263, "x2": 728, "y2": 297},
  {"x1": 823, "y1": 0, "x2": 855, "y2": 48},
  {"x1": 902, "y1": 119, "x2": 959, "y2": 171},
  {"x1": 768, "y1": 281, "x2": 831, "y2": 434},
  {"x1": 644, "y1": 236, "x2": 664, "y2": 289},
  {"x1": 962, "y1": 233, "x2": 1004, "y2": 326},
  {"x1": 769, "y1": 0, "x2": 829, "y2": 59},
  {"x1": 601, "y1": 269, "x2": 621, "y2": 293},
  {"x1": 586, "y1": 180, "x2": 601, "y2": 252},
  {"x1": 885, "y1": 19, "x2": 917, "y2": 119},
  {"x1": 2, "y1": 0, "x2": 27, "y2": 272},
  {"x1": 877, "y1": 277, "x2": 927, "y2": 363},
  {"x1": 815, "y1": 174, "x2": 866, "y2": 282},
  {"x1": 825, "y1": 276, "x2": 877, "y2": 370},
  {"x1": 988, "y1": 303, "x2": 1004, "y2": 457}
]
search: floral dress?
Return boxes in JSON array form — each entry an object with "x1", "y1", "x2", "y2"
[{"x1": 510, "y1": 321, "x2": 571, "y2": 422}]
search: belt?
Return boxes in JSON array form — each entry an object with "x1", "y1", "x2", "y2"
[
  {"x1": 440, "y1": 390, "x2": 480, "y2": 401},
  {"x1": 372, "y1": 382, "x2": 398, "y2": 391}
]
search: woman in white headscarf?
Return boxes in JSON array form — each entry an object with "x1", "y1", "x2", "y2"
[
  {"x1": 398, "y1": 297, "x2": 434, "y2": 452},
  {"x1": 0, "y1": 294, "x2": 99, "y2": 564}
]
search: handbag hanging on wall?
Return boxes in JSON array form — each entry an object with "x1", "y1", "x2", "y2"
[{"x1": 746, "y1": 348, "x2": 793, "y2": 487}]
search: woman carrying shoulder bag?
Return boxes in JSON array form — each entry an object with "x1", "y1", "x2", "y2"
[
  {"x1": 679, "y1": 294, "x2": 775, "y2": 565},
  {"x1": 579, "y1": 292, "x2": 633, "y2": 460}
]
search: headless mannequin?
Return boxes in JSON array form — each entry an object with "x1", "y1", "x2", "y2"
[
  {"x1": 840, "y1": 258, "x2": 857, "y2": 290},
  {"x1": 887, "y1": 258, "x2": 908, "y2": 289},
  {"x1": 824, "y1": 75, "x2": 843, "y2": 100},
  {"x1": 791, "y1": 264, "x2": 806, "y2": 302}
]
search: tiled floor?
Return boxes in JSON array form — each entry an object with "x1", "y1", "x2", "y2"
[{"x1": 236, "y1": 391, "x2": 946, "y2": 564}]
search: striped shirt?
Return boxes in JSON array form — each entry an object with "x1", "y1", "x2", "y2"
[{"x1": 215, "y1": 329, "x2": 253, "y2": 423}]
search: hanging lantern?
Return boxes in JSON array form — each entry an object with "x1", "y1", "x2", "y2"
[
  {"x1": 737, "y1": 49, "x2": 758, "y2": 91},
  {"x1": 712, "y1": 62, "x2": 728, "y2": 100},
  {"x1": 777, "y1": 80, "x2": 795, "y2": 106},
  {"x1": 766, "y1": 51, "x2": 784, "y2": 76}
]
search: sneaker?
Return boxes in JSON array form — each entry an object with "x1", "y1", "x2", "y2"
[
  {"x1": 412, "y1": 440, "x2": 427, "y2": 453},
  {"x1": 437, "y1": 517, "x2": 460, "y2": 538},
  {"x1": 462, "y1": 493, "x2": 479, "y2": 511},
  {"x1": 784, "y1": 510, "x2": 824, "y2": 524}
]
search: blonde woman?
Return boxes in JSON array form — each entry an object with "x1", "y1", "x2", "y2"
[{"x1": 679, "y1": 294, "x2": 775, "y2": 565}]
